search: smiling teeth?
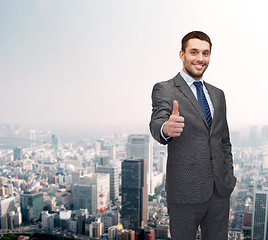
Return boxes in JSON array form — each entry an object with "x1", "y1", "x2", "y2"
[{"x1": 195, "y1": 65, "x2": 203, "y2": 69}]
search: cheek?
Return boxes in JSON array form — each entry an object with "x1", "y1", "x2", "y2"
[{"x1": 184, "y1": 56, "x2": 194, "y2": 65}]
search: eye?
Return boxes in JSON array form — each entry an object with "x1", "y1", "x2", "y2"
[
  {"x1": 191, "y1": 52, "x2": 197, "y2": 55},
  {"x1": 203, "y1": 52, "x2": 210, "y2": 56}
]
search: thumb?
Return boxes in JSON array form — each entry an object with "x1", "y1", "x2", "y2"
[{"x1": 172, "y1": 100, "x2": 180, "y2": 116}]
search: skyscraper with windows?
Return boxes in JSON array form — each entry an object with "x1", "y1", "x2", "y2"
[
  {"x1": 121, "y1": 158, "x2": 147, "y2": 230},
  {"x1": 73, "y1": 184, "x2": 97, "y2": 214},
  {"x1": 13, "y1": 147, "x2": 23, "y2": 161},
  {"x1": 20, "y1": 191, "x2": 44, "y2": 221},
  {"x1": 73, "y1": 173, "x2": 110, "y2": 214},
  {"x1": 51, "y1": 134, "x2": 59, "y2": 152},
  {"x1": 0, "y1": 196, "x2": 16, "y2": 217},
  {"x1": 127, "y1": 134, "x2": 153, "y2": 195},
  {"x1": 252, "y1": 187, "x2": 268, "y2": 239},
  {"x1": 96, "y1": 165, "x2": 119, "y2": 203}
]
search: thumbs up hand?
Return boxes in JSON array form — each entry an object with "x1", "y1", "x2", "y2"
[{"x1": 163, "y1": 100, "x2": 185, "y2": 137}]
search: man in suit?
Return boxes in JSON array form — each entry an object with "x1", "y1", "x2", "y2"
[{"x1": 150, "y1": 31, "x2": 236, "y2": 239}]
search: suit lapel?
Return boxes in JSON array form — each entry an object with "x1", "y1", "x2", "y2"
[{"x1": 174, "y1": 74, "x2": 210, "y2": 130}]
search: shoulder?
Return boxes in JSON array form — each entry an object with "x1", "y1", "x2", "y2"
[
  {"x1": 152, "y1": 73, "x2": 182, "y2": 92},
  {"x1": 153, "y1": 78, "x2": 175, "y2": 89}
]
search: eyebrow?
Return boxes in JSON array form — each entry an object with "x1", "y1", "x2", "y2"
[{"x1": 189, "y1": 48, "x2": 210, "y2": 52}]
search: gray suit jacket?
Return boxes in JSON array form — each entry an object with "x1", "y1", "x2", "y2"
[{"x1": 150, "y1": 73, "x2": 236, "y2": 204}]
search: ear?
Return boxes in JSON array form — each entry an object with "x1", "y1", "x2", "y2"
[{"x1": 179, "y1": 50, "x2": 184, "y2": 61}]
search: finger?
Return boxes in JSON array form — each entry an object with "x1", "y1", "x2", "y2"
[
  {"x1": 172, "y1": 100, "x2": 180, "y2": 116},
  {"x1": 170, "y1": 115, "x2": 184, "y2": 123},
  {"x1": 169, "y1": 121, "x2": 184, "y2": 129}
]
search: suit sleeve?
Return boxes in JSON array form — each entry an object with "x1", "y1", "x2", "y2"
[
  {"x1": 221, "y1": 91, "x2": 234, "y2": 175},
  {"x1": 149, "y1": 82, "x2": 173, "y2": 145}
]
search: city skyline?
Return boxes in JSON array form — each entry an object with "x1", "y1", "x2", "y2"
[{"x1": 1, "y1": 0, "x2": 268, "y2": 135}]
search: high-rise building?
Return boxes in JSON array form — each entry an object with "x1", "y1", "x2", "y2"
[
  {"x1": 121, "y1": 158, "x2": 147, "y2": 230},
  {"x1": 252, "y1": 187, "x2": 268, "y2": 239},
  {"x1": 0, "y1": 197, "x2": 16, "y2": 218},
  {"x1": 13, "y1": 147, "x2": 23, "y2": 161},
  {"x1": 96, "y1": 165, "x2": 120, "y2": 202},
  {"x1": 51, "y1": 134, "x2": 59, "y2": 152},
  {"x1": 73, "y1": 184, "x2": 97, "y2": 214},
  {"x1": 79, "y1": 173, "x2": 110, "y2": 213},
  {"x1": 127, "y1": 134, "x2": 153, "y2": 195},
  {"x1": 20, "y1": 191, "x2": 44, "y2": 221}
]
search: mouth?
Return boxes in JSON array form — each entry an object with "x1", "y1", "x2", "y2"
[{"x1": 193, "y1": 63, "x2": 205, "y2": 70}]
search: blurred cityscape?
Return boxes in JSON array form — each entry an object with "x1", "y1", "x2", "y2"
[{"x1": 0, "y1": 124, "x2": 268, "y2": 239}]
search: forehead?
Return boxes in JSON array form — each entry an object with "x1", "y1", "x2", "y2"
[{"x1": 185, "y1": 38, "x2": 210, "y2": 51}]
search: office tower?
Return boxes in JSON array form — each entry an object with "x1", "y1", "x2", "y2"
[
  {"x1": 20, "y1": 191, "x2": 44, "y2": 221},
  {"x1": 252, "y1": 187, "x2": 268, "y2": 239},
  {"x1": 51, "y1": 134, "x2": 59, "y2": 152},
  {"x1": 73, "y1": 184, "x2": 97, "y2": 214},
  {"x1": 96, "y1": 165, "x2": 120, "y2": 202},
  {"x1": 127, "y1": 134, "x2": 153, "y2": 195},
  {"x1": 13, "y1": 147, "x2": 23, "y2": 160},
  {"x1": 0, "y1": 197, "x2": 16, "y2": 218},
  {"x1": 121, "y1": 158, "x2": 147, "y2": 230},
  {"x1": 73, "y1": 173, "x2": 110, "y2": 214},
  {"x1": 79, "y1": 173, "x2": 110, "y2": 213}
]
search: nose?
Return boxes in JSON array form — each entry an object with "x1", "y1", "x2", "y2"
[{"x1": 196, "y1": 53, "x2": 204, "y2": 62}]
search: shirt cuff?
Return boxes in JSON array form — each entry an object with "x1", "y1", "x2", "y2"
[{"x1": 160, "y1": 122, "x2": 170, "y2": 142}]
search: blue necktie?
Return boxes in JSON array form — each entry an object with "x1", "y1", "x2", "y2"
[{"x1": 193, "y1": 81, "x2": 212, "y2": 127}]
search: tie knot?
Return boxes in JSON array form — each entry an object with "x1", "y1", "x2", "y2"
[{"x1": 193, "y1": 81, "x2": 203, "y2": 88}]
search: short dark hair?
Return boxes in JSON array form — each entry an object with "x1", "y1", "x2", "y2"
[{"x1": 181, "y1": 31, "x2": 212, "y2": 52}]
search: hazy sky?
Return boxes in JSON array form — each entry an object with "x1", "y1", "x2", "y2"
[{"x1": 1, "y1": 0, "x2": 268, "y2": 135}]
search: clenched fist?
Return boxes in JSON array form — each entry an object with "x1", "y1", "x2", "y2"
[{"x1": 163, "y1": 100, "x2": 185, "y2": 137}]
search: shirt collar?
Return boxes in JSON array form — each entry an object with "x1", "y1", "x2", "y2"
[{"x1": 180, "y1": 70, "x2": 204, "y2": 87}]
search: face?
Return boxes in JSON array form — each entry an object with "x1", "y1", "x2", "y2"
[{"x1": 179, "y1": 38, "x2": 211, "y2": 80}]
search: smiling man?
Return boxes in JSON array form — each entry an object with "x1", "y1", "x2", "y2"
[{"x1": 150, "y1": 31, "x2": 236, "y2": 239}]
